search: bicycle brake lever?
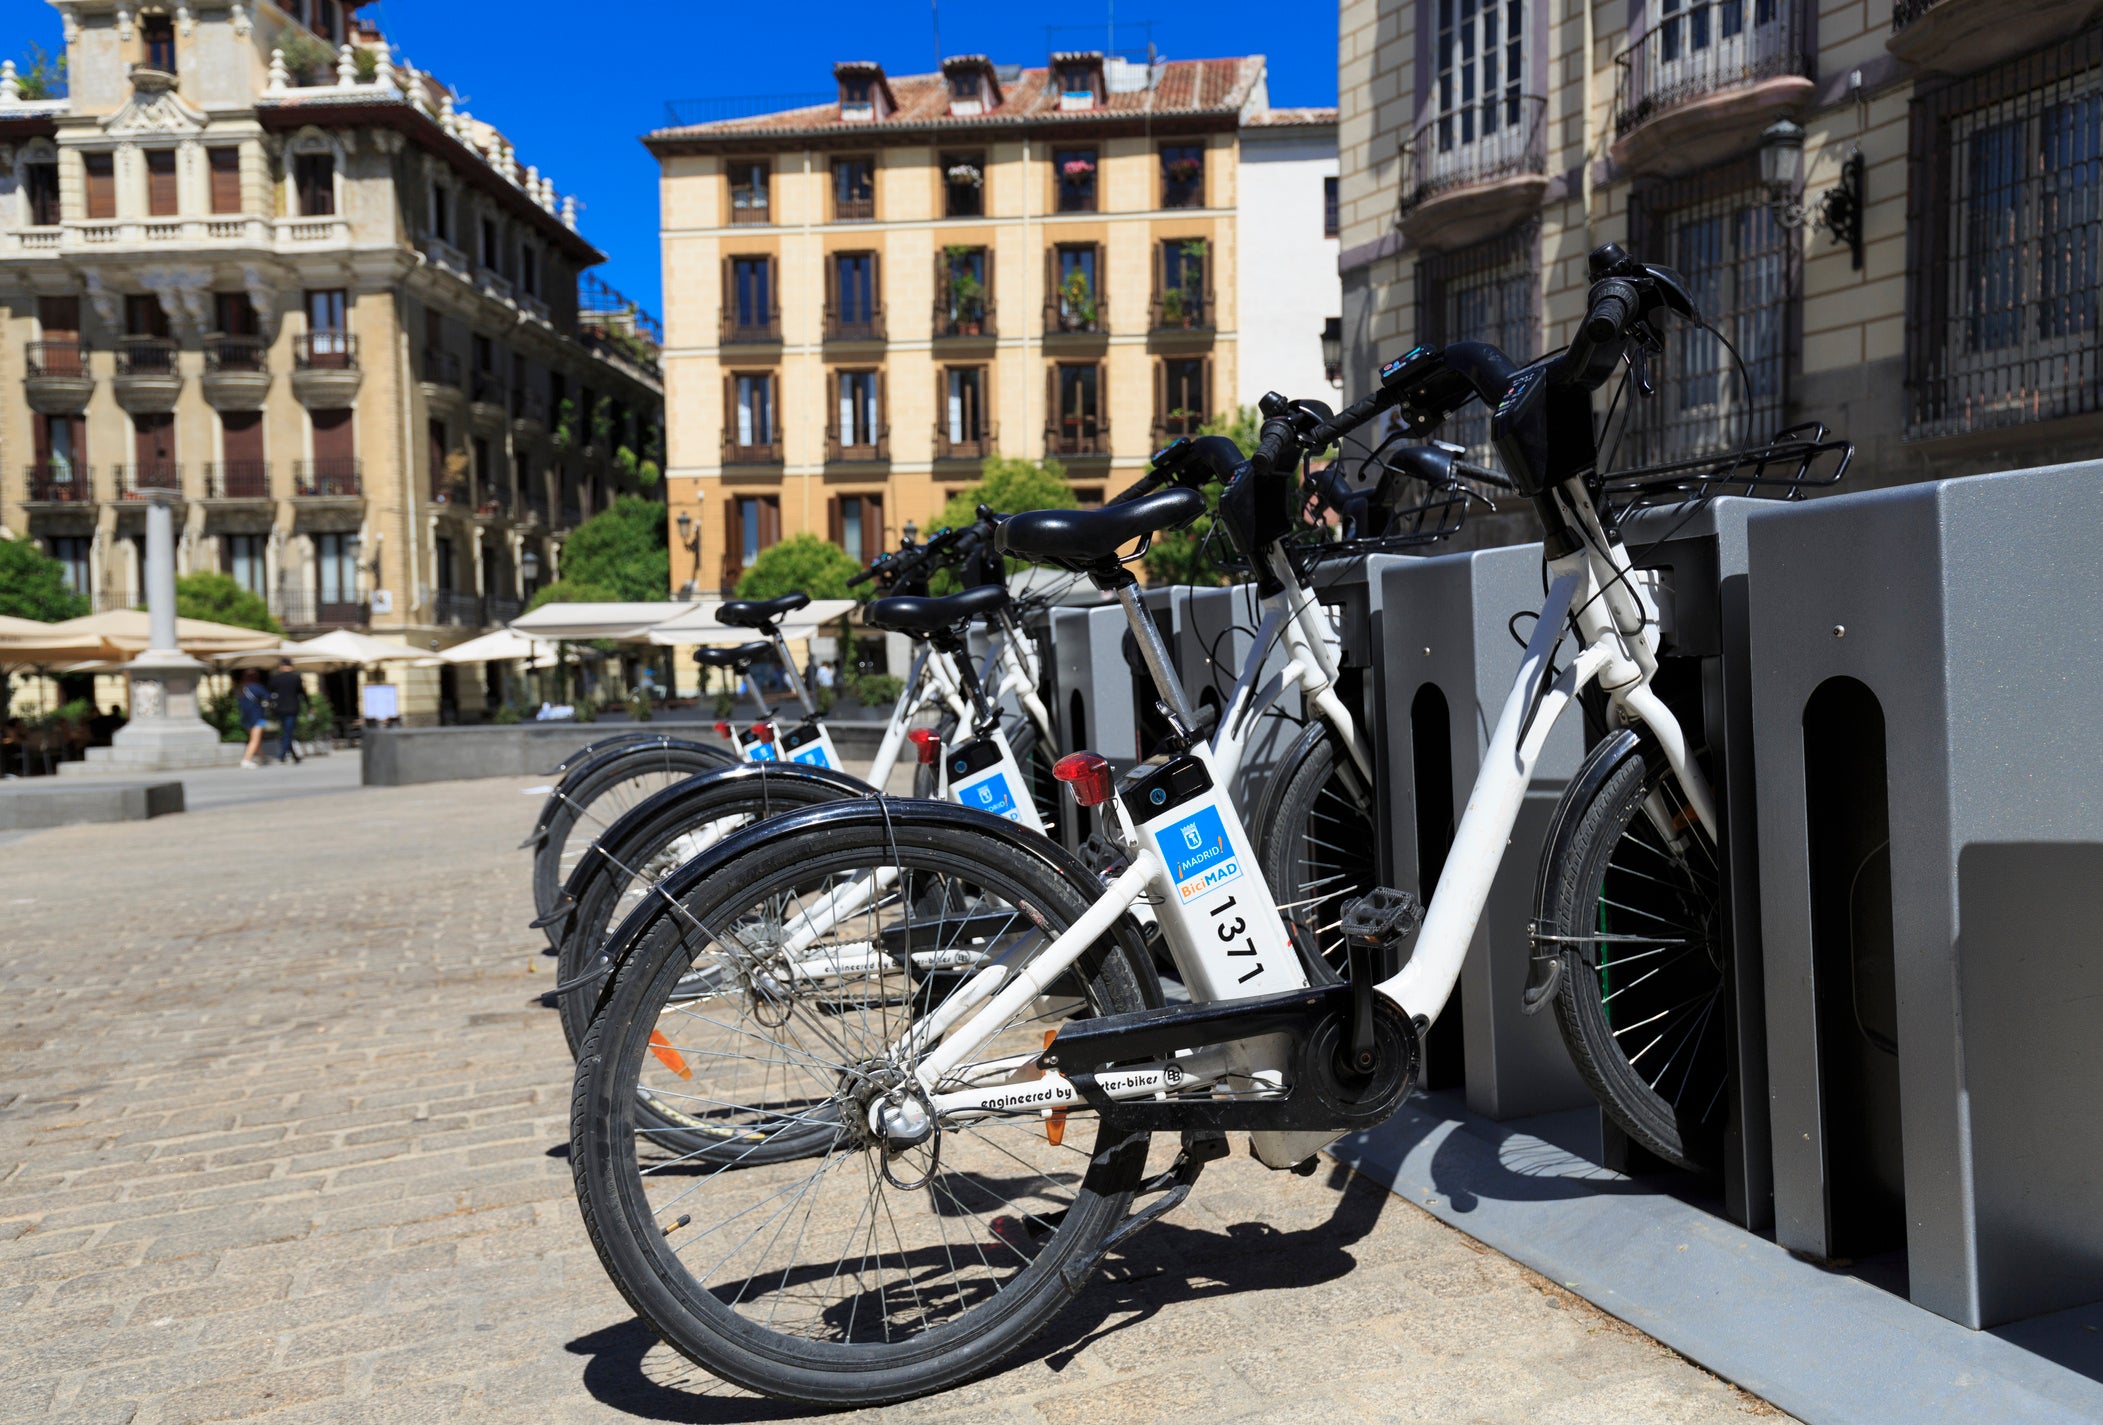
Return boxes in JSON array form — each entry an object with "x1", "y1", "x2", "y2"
[{"x1": 1629, "y1": 344, "x2": 1656, "y2": 399}]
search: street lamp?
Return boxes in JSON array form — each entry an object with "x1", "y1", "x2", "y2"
[
  {"x1": 902, "y1": 520, "x2": 919, "y2": 547},
  {"x1": 1759, "y1": 118, "x2": 1864, "y2": 271},
  {"x1": 1320, "y1": 317, "x2": 1343, "y2": 388},
  {"x1": 674, "y1": 510, "x2": 702, "y2": 597},
  {"x1": 520, "y1": 547, "x2": 540, "y2": 586}
]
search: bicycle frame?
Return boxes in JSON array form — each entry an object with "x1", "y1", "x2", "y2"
[
  {"x1": 887, "y1": 475, "x2": 1718, "y2": 1165},
  {"x1": 1206, "y1": 555, "x2": 1371, "y2": 790}
]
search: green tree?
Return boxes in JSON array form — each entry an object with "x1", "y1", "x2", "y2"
[
  {"x1": 934, "y1": 454, "x2": 1076, "y2": 532},
  {"x1": 1142, "y1": 406, "x2": 1259, "y2": 588},
  {"x1": 735, "y1": 533, "x2": 863, "y2": 602},
  {"x1": 0, "y1": 538, "x2": 89, "y2": 622},
  {"x1": 555, "y1": 496, "x2": 669, "y2": 600},
  {"x1": 276, "y1": 31, "x2": 335, "y2": 82},
  {"x1": 524, "y1": 579, "x2": 619, "y2": 614},
  {"x1": 173, "y1": 572, "x2": 279, "y2": 633},
  {"x1": 13, "y1": 42, "x2": 66, "y2": 100}
]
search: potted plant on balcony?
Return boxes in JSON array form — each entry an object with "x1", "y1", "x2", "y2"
[
  {"x1": 1060, "y1": 157, "x2": 1096, "y2": 188},
  {"x1": 1059, "y1": 268, "x2": 1097, "y2": 331},
  {"x1": 946, "y1": 162, "x2": 982, "y2": 188},
  {"x1": 945, "y1": 249, "x2": 986, "y2": 336},
  {"x1": 277, "y1": 32, "x2": 335, "y2": 86},
  {"x1": 1166, "y1": 154, "x2": 1202, "y2": 184}
]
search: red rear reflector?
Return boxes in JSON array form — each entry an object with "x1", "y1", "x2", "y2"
[
  {"x1": 908, "y1": 728, "x2": 942, "y2": 766},
  {"x1": 713, "y1": 721, "x2": 732, "y2": 738},
  {"x1": 750, "y1": 722, "x2": 775, "y2": 744},
  {"x1": 1052, "y1": 752, "x2": 1114, "y2": 808}
]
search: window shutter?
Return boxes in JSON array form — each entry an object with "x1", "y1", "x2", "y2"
[
  {"x1": 871, "y1": 252, "x2": 882, "y2": 322},
  {"x1": 83, "y1": 152, "x2": 116, "y2": 220},
  {"x1": 39, "y1": 297, "x2": 79, "y2": 341},
  {"x1": 877, "y1": 368, "x2": 888, "y2": 441},
  {"x1": 33, "y1": 414, "x2": 51, "y2": 467},
  {"x1": 828, "y1": 497, "x2": 843, "y2": 546},
  {"x1": 70, "y1": 416, "x2": 88, "y2": 468},
  {"x1": 1153, "y1": 359, "x2": 1164, "y2": 429},
  {"x1": 1094, "y1": 243, "x2": 1107, "y2": 313},
  {"x1": 311, "y1": 407, "x2": 355, "y2": 463},
  {"x1": 146, "y1": 150, "x2": 178, "y2": 217},
  {"x1": 1202, "y1": 356, "x2": 1214, "y2": 425},
  {"x1": 1045, "y1": 365, "x2": 1056, "y2": 435},
  {"x1": 1045, "y1": 247, "x2": 1056, "y2": 323},
  {"x1": 763, "y1": 497, "x2": 781, "y2": 547},
  {"x1": 221, "y1": 411, "x2": 264, "y2": 464},
  {"x1": 984, "y1": 247, "x2": 995, "y2": 326},
  {"x1": 869, "y1": 495, "x2": 884, "y2": 547},
  {"x1": 722, "y1": 373, "x2": 733, "y2": 450},
  {"x1": 209, "y1": 147, "x2": 242, "y2": 214}
]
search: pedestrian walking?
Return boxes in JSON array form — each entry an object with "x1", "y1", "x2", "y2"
[
  {"x1": 237, "y1": 669, "x2": 270, "y2": 769},
  {"x1": 268, "y1": 658, "x2": 306, "y2": 765}
]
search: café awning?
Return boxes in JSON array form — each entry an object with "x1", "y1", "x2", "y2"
[
  {"x1": 509, "y1": 601, "x2": 687, "y2": 642},
  {"x1": 646, "y1": 599, "x2": 858, "y2": 647}
]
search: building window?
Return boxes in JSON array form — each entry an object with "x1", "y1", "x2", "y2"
[
  {"x1": 126, "y1": 293, "x2": 171, "y2": 339},
  {"x1": 938, "y1": 246, "x2": 991, "y2": 336},
  {"x1": 1049, "y1": 362, "x2": 1104, "y2": 453},
  {"x1": 294, "y1": 151, "x2": 335, "y2": 217},
  {"x1": 1324, "y1": 176, "x2": 1340, "y2": 237},
  {"x1": 1626, "y1": 162, "x2": 1793, "y2": 464},
  {"x1": 208, "y1": 147, "x2": 242, "y2": 214},
  {"x1": 731, "y1": 495, "x2": 781, "y2": 570},
  {"x1": 480, "y1": 216, "x2": 499, "y2": 269},
  {"x1": 519, "y1": 243, "x2": 539, "y2": 297},
  {"x1": 306, "y1": 288, "x2": 349, "y2": 362},
  {"x1": 833, "y1": 156, "x2": 875, "y2": 221},
  {"x1": 829, "y1": 252, "x2": 881, "y2": 339},
  {"x1": 1907, "y1": 33, "x2": 2103, "y2": 439},
  {"x1": 224, "y1": 534, "x2": 267, "y2": 596},
  {"x1": 727, "y1": 372, "x2": 775, "y2": 456},
  {"x1": 726, "y1": 255, "x2": 776, "y2": 339},
  {"x1": 141, "y1": 12, "x2": 176, "y2": 71},
  {"x1": 83, "y1": 152, "x2": 116, "y2": 220},
  {"x1": 25, "y1": 158, "x2": 60, "y2": 225},
  {"x1": 1415, "y1": 222, "x2": 1539, "y2": 472},
  {"x1": 214, "y1": 290, "x2": 261, "y2": 339},
  {"x1": 49, "y1": 537, "x2": 91, "y2": 595},
  {"x1": 1051, "y1": 244, "x2": 1103, "y2": 331},
  {"x1": 1054, "y1": 148, "x2": 1097, "y2": 213},
  {"x1": 311, "y1": 0, "x2": 340, "y2": 42},
  {"x1": 145, "y1": 149, "x2": 178, "y2": 217},
  {"x1": 729, "y1": 161, "x2": 770, "y2": 223},
  {"x1": 316, "y1": 532, "x2": 358, "y2": 612},
  {"x1": 1157, "y1": 357, "x2": 1211, "y2": 437},
  {"x1": 830, "y1": 494, "x2": 883, "y2": 564},
  {"x1": 942, "y1": 366, "x2": 987, "y2": 452},
  {"x1": 1156, "y1": 239, "x2": 1210, "y2": 329},
  {"x1": 944, "y1": 151, "x2": 985, "y2": 217},
  {"x1": 429, "y1": 182, "x2": 451, "y2": 242},
  {"x1": 1437, "y1": 0, "x2": 1526, "y2": 148},
  {"x1": 1161, "y1": 144, "x2": 1205, "y2": 208},
  {"x1": 832, "y1": 369, "x2": 884, "y2": 457}
]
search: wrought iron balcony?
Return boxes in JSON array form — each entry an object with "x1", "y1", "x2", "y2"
[
  {"x1": 721, "y1": 438, "x2": 782, "y2": 466},
  {"x1": 114, "y1": 337, "x2": 179, "y2": 377},
  {"x1": 1045, "y1": 417, "x2": 1109, "y2": 456},
  {"x1": 720, "y1": 307, "x2": 782, "y2": 344},
  {"x1": 23, "y1": 463, "x2": 94, "y2": 504},
  {"x1": 422, "y1": 348, "x2": 463, "y2": 388},
  {"x1": 294, "y1": 458, "x2": 362, "y2": 498},
  {"x1": 1612, "y1": 0, "x2": 1813, "y2": 175},
  {"x1": 823, "y1": 304, "x2": 886, "y2": 343},
  {"x1": 1399, "y1": 95, "x2": 1550, "y2": 249},
  {"x1": 1149, "y1": 287, "x2": 1215, "y2": 333},
  {"x1": 471, "y1": 370, "x2": 508, "y2": 407},
  {"x1": 113, "y1": 462, "x2": 183, "y2": 499},
  {"x1": 933, "y1": 426, "x2": 998, "y2": 461},
  {"x1": 824, "y1": 425, "x2": 890, "y2": 463},
  {"x1": 1044, "y1": 294, "x2": 1108, "y2": 336},
  {"x1": 204, "y1": 335, "x2": 268, "y2": 372},
  {"x1": 278, "y1": 592, "x2": 366, "y2": 629},
  {"x1": 207, "y1": 461, "x2": 272, "y2": 499},
  {"x1": 293, "y1": 332, "x2": 357, "y2": 370},
  {"x1": 25, "y1": 340, "x2": 89, "y2": 377}
]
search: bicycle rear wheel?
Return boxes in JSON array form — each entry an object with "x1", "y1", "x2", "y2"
[
  {"x1": 533, "y1": 740, "x2": 732, "y2": 947},
  {"x1": 1255, "y1": 721, "x2": 1381, "y2": 981},
  {"x1": 1541, "y1": 733, "x2": 1727, "y2": 1174},
  {"x1": 570, "y1": 806, "x2": 1158, "y2": 1405}
]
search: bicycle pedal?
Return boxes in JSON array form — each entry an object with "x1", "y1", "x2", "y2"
[{"x1": 1340, "y1": 887, "x2": 1423, "y2": 951}]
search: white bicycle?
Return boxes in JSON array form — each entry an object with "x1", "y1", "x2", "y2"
[{"x1": 566, "y1": 244, "x2": 1826, "y2": 1405}]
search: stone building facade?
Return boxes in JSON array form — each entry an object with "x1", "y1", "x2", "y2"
[
  {"x1": 1336, "y1": 0, "x2": 2102, "y2": 539},
  {"x1": 645, "y1": 53, "x2": 1339, "y2": 594},
  {"x1": 0, "y1": 0, "x2": 662, "y2": 718}
]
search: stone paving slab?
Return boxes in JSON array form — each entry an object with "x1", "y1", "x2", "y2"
[{"x1": 0, "y1": 778, "x2": 1791, "y2": 1424}]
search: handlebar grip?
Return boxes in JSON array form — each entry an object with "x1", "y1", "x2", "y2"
[
  {"x1": 1306, "y1": 386, "x2": 1391, "y2": 449},
  {"x1": 1561, "y1": 278, "x2": 1641, "y2": 386},
  {"x1": 847, "y1": 566, "x2": 875, "y2": 587},
  {"x1": 1250, "y1": 418, "x2": 1298, "y2": 476}
]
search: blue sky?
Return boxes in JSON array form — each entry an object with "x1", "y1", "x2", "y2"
[{"x1": 1, "y1": 1, "x2": 1338, "y2": 315}]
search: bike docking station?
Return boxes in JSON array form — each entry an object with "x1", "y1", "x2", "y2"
[{"x1": 1374, "y1": 543, "x2": 1592, "y2": 1118}]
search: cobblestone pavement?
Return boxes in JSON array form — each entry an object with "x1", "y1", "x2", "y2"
[{"x1": 0, "y1": 777, "x2": 1792, "y2": 1425}]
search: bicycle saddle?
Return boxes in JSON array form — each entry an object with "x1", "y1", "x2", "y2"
[
  {"x1": 996, "y1": 487, "x2": 1206, "y2": 572},
  {"x1": 717, "y1": 593, "x2": 809, "y2": 629},
  {"x1": 862, "y1": 583, "x2": 1008, "y2": 636},
  {"x1": 692, "y1": 640, "x2": 775, "y2": 669}
]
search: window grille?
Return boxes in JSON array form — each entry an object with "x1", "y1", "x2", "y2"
[
  {"x1": 1622, "y1": 159, "x2": 1796, "y2": 465},
  {"x1": 1906, "y1": 29, "x2": 2103, "y2": 438},
  {"x1": 1414, "y1": 221, "x2": 1539, "y2": 470}
]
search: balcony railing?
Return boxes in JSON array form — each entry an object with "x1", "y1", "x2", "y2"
[
  {"x1": 558, "y1": 501, "x2": 583, "y2": 529},
  {"x1": 822, "y1": 304, "x2": 887, "y2": 342},
  {"x1": 1614, "y1": 0, "x2": 1811, "y2": 139},
  {"x1": 1045, "y1": 419, "x2": 1109, "y2": 456},
  {"x1": 278, "y1": 592, "x2": 367, "y2": 629},
  {"x1": 824, "y1": 425, "x2": 890, "y2": 463},
  {"x1": 933, "y1": 426, "x2": 997, "y2": 461},
  {"x1": 934, "y1": 296, "x2": 995, "y2": 339},
  {"x1": 113, "y1": 462, "x2": 183, "y2": 499},
  {"x1": 207, "y1": 461, "x2": 271, "y2": 499},
  {"x1": 294, "y1": 458, "x2": 362, "y2": 497},
  {"x1": 471, "y1": 370, "x2": 508, "y2": 407},
  {"x1": 722, "y1": 439, "x2": 783, "y2": 465},
  {"x1": 422, "y1": 348, "x2": 463, "y2": 387},
  {"x1": 114, "y1": 337, "x2": 179, "y2": 376},
  {"x1": 1149, "y1": 287, "x2": 1215, "y2": 332},
  {"x1": 835, "y1": 195, "x2": 875, "y2": 222},
  {"x1": 1893, "y1": 0, "x2": 1943, "y2": 29},
  {"x1": 23, "y1": 464, "x2": 93, "y2": 503},
  {"x1": 512, "y1": 390, "x2": 548, "y2": 426},
  {"x1": 1399, "y1": 94, "x2": 1550, "y2": 217},
  {"x1": 204, "y1": 335, "x2": 269, "y2": 373},
  {"x1": 25, "y1": 340, "x2": 89, "y2": 377},
  {"x1": 1045, "y1": 294, "x2": 1108, "y2": 335},
  {"x1": 293, "y1": 332, "x2": 357, "y2": 370},
  {"x1": 434, "y1": 590, "x2": 485, "y2": 627},
  {"x1": 487, "y1": 596, "x2": 522, "y2": 625},
  {"x1": 720, "y1": 308, "x2": 782, "y2": 344}
]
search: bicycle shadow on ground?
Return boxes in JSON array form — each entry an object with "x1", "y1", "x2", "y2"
[{"x1": 563, "y1": 1161, "x2": 1391, "y2": 1423}]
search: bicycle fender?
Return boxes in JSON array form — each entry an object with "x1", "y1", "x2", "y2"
[
  {"x1": 525, "y1": 735, "x2": 728, "y2": 845},
  {"x1": 1522, "y1": 725, "x2": 1652, "y2": 1015}
]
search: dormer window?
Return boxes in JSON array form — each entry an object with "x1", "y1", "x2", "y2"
[
  {"x1": 141, "y1": 13, "x2": 176, "y2": 73},
  {"x1": 835, "y1": 63, "x2": 893, "y2": 123},
  {"x1": 1053, "y1": 53, "x2": 1104, "y2": 111},
  {"x1": 942, "y1": 56, "x2": 1002, "y2": 117}
]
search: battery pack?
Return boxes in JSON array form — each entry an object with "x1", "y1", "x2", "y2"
[
  {"x1": 946, "y1": 730, "x2": 1045, "y2": 834},
  {"x1": 779, "y1": 719, "x2": 842, "y2": 770}
]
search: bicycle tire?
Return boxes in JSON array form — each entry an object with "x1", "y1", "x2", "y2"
[
  {"x1": 1540, "y1": 731, "x2": 1726, "y2": 1174},
  {"x1": 533, "y1": 739, "x2": 733, "y2": 946},
  {"x1": 553, "y1": 762, "x2": 870, "y2": 1055},
  {"x1": 570, "y1": 801, "x2": 1158, "y2": 1405},
  {"x1": 1254, "y1": 719, "x2": 1381, "y2": 982}
]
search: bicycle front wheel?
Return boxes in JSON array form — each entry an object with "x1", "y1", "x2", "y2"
[{"x1": 570, "y1": 806, "x2": 1158, "y2": 1405}]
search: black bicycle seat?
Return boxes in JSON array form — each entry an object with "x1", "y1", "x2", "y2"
[
  {"x1": 692, "y1": 640, "x2": 775, "y2": 669},
  {"x1": 717, "y1": 593, "x2": 809, "y2": 629},
  {"x1": 997, "y1": 487, "x2": 1205, "y2": 572},
  {"x1": 863, "y1": 583, "x2": 1009, "y2": 636}
]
